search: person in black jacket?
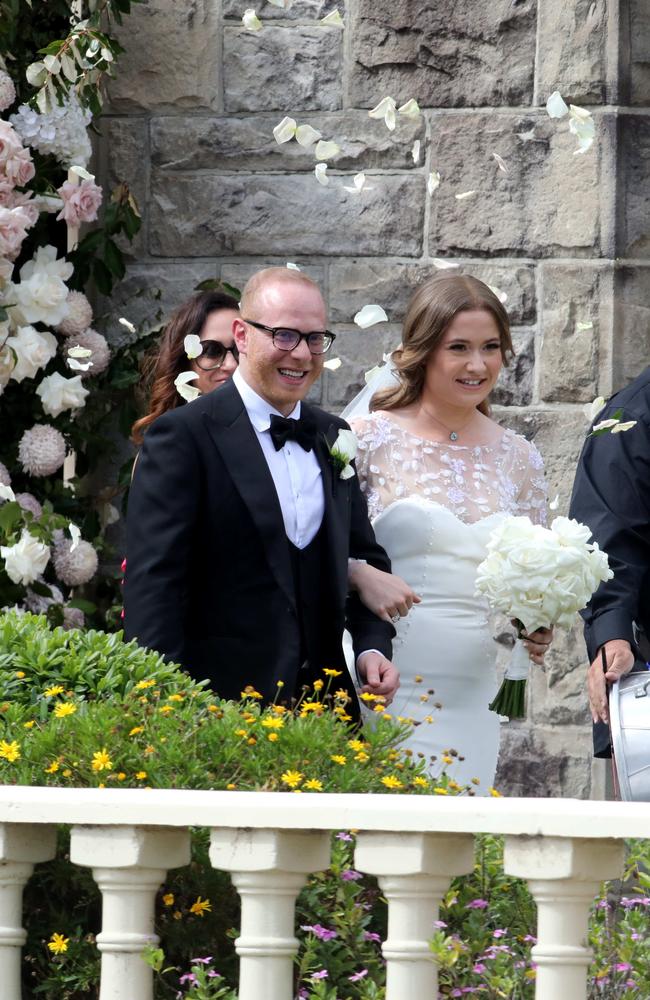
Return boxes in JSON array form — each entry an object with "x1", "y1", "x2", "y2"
[
  {"x1": 569, "y1": 366, "x2": 650, "y2": 756},
  {"x1": 124, "y1": 267, "x2": 399, "y2": 712}
]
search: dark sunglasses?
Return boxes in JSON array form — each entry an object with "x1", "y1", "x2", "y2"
[{"x1": 195, "y1": 340, "x2": 240, "y2": 371}]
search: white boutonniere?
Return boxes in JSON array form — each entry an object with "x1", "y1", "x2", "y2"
[{"x1": 329, "y1": 428, "x2": 357, "y2": 480}]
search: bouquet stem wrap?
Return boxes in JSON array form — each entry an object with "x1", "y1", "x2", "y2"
[{"x1": 489, "y1": 623, "x2": 530, "y2": 720}]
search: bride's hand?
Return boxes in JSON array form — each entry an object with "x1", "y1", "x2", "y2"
[
  {"x1": 518, "y1": 625, "x2": 554, "y2": 665},
  {"x1": 348, "y1": 561, "x2": 421, "y2": 623}
]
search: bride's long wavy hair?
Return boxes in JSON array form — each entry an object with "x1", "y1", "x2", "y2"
[
  {"x1": 131, "y1": 290, "x2": 239, "y2": 445},
  {"x1": 370, "y1": 274, "x2": 514, "y2": 416}
]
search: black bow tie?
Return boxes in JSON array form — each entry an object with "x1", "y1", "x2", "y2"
[{"x1": 269, "y1": 412, "x2": 317, "y2": 452}]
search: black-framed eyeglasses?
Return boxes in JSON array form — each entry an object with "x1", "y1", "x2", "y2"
[
  {"x1": 195, "y1": 340, "x2": 239, "y2": 371},
  {"x1": 242, "y1": 319, "x2": 336, "y2": 355}
]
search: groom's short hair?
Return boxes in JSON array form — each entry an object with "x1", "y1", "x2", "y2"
[{"x1": 240, "y1": 267, "x2": 323, "y2": 319}]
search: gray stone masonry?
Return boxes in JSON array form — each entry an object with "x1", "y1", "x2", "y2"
[{"x1": 98, "y1": 0, "x2": 650, "y2": 799}]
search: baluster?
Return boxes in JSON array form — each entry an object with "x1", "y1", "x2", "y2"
[
  {"x1": 210, "y1": 828, "x2": 330, "y2": 1000},
  {"x1": 355, "y1": 831, "x2": 475, "y2": 999},
  {"x1": 71, "y1": 826, "x2": 190, "y2": 1000},
  {"x1": 504, "y1": 835, "x2": 624, "y2": 1000},
  {"x1": 0, "y1": 823, "x2": 57, "y2": 1000}
]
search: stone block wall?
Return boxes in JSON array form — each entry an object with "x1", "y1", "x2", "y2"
[{"x1": 97, "y1": 0, "x2": 650, "y2": 799}]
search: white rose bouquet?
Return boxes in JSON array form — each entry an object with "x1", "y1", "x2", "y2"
[{"x1": 475, "y1": 515, "x2": 613, "y2": 719}]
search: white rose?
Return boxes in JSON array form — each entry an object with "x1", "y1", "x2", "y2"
[
  {"x1": 11, "y1": 271, "x2": 70, "y2": 326},
  {"x1": 6, "y1": 325, "x2": 57, "y2": 382},
  {"x1": 1, "y1": 529, "x2": 50, "y2": 586},
  {"x1": 36, "y1": 371, "x2": 89, "y2": 417},
  {"x1": 550, "y1": 516, "x2": 592, "y2": 548}
]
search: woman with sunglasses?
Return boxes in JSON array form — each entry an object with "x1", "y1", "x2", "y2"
[{"x1": 131, "y1": 290, "x2": 240, "y2": 445}]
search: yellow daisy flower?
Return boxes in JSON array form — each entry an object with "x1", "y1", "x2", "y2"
[
  {"x1": 0, "y1": 740, "x2": 21, "y2": 762},
  {"x1": 189, "y1": 896, "x2": 211, "y2": 917},
  {"x1": 304, "y1": 779, "x2": 323, "y2": 791},
  {"x1": 47, "y1": 932, "x2": 69, "y2": 954},
  {"x1": 44, "y1": 685, "x2": 64, "y2": 698},
  {"x1": 162, "y1": 893, "x2": 174, "y2": 906},
  {"x1": 331, "y1": 755, "x2": 347, "y2": 765},
  {"x1": 323, "y1": 668, "x2": 343, "y2": 677},
  {"x1": 91, "y1": 749, "x2": 113, "y2": 772},
  {"x1": 53, "y1": 702, "x2": 77, "y2": 718},
  {"x1": 381, "y1": 775, "x2": 403, "y2": 789},
  {"x1": 281, "y1": 769, "x2": 303, "y2": 788}
]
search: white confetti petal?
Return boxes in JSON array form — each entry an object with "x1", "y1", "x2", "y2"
[
  {"x1": 67, "y1": 345, "x2": 93, "y2": 358},
  {"x1": 368, "y1": 96, "x2": 397, "y2": 131},
  {"x1": 354, "y1": 304, "x2": 388, "y2": 329},
  {"x1": 343, "y1": 171, "x2": 373, "y2": 193},
  {"x1": 427, "y1": 171, "x2": 441, "y2": 196},
  {"x1": 286, "y1": 262, "x2": 301, "y2": 270},
  {"x1": 267, "y1": 0, "x2": 292, "y2": 6},
  {"x1": 584, "y1": 396, "x2": 606, "y2": 422},
  {"x1": 242, "y1": 8, "x2": 263, "y2": 30},
  {"x1": 611, "y1": 420, "x2": 637, "y2": 434},
  {"x1": 549, "y1": 494, "x2": 560, "y2": 511},
  {"x1": 68, "y1": 358, "x2": 93, "y2": 371},
  {"x1": 398, "y1": 98, "x2": 421, "y2": 119},
  {"x1": 487, "y1": 284, "x2": 508, "y2": 304},
  {"x1": 0, "y1": 483, "x2": 15, "y2": 502},
  {"x1": 295, "y1": 124, "x2": 322, "y2": 147},
  {"x1": 431, "y1": 258, "x2": 460, "y2": 270},
  {"x1": 546, "y1": 90, "x2": 569, "y2": 119},
  {"x1": 516, "y1": 127, "x2": 536, "y2": 142},
  {"x1": 569, "y1": 109, "x2": 595, "y2": 154},
  {"x1": 69, "y1": 523, "x2": 81, "y2": 552},
  {"x1": 455, "y1": 189, "x2": 476, "y2": 201},
  {"x1": 323, "y1": 357, "x2": 342, "y2": 371},
  {"x1": 492, "y1": 152, "x2": 508, "y2": 173},
  {"x1": 184, "y1": 334, "x2": 203, "y2": 359},
  {"x1": 118, "y1": 317, "x2": 136, "y2": 334},
  {"x1": 320, "y1": 8, "x2": 344, "y2": 26},
  {"x1": 69, "y1": 165, "x2": 95, "y2": 181},
  {"x1": 314, "y1": 162, "x2": 329, "y2": 185},
  {"x1": 174, "y1": 371, "x2": 202, "y2": 402},
  {"x1": 315, "y1": 139, "x2": 340, "y2": 161},
  {"x1": 576, "y1": 321, "x2": 594, "y2": 332},
  {"x1": 569, "y1": 103, "x2": 592, "y2": 121},
  {"x1": 411, "y1": 139, "x2": 421, "y2": 164},
  {"x1": 273, "y1": 116, "x2": 297, "y2": 144}
]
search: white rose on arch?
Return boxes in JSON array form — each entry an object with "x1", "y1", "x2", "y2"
[
  {"x1": 10, "y1": 244, "x2": 73, "y2": 327},
  {"x1": 36, "y1": 371, "x2": 89, "y2": 417},
  {"x1": 1, "y1": 529, "x2": 50, "y2": 586},
  {"x1": 6, "y1": 325, "x2": 57, "y2": 382}
]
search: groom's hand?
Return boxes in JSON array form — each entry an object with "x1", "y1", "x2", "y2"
[
  {"x1": 356, "y1": 651, "x2": 400, "y2": 705},
  {"x1": 588, "y1": 639, "x2": 635, "y2": 724}
]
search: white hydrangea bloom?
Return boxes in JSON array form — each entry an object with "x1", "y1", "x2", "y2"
[
  {"x1": 56, "y1": 290, "x2": 93, "y2": 337},
  {"x1": 10, "y1": 94, "x2": 92, "y2": 168},
  {"x1": 53, "y1": 537, "x2": 98, "y2": 586},
  {"x1": 18, "y1": 424, "x2": 67, "y2": 476}
]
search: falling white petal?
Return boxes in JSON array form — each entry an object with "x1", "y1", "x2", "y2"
[
  {"x1": 354, "y1": 304, "x2": 388, "y2": 329},
  {"x1": 569, "y1": 104, "x2": 592, "y2": 121},
  {"x1": 398, "y1": 98, "x2": 421, "y2": 119},
  {"x1": 432, "y1": 258, "x2": 460, "y2": 270},
  {"x1": 68, "y1": 358, "x2": 93, "y2": 371},
  {"x1": 546, "y1": 90, "x2": 569, "y2": 118},
  {"x1": 320, "y1": 8, "x2": 344, "y2": 26},
  {"x1": 427, "y1": 171, "x2": 441, "y2": 196},
  {"x1": 184, "y1": 334, "x2": 203, "y2": 359},
  {"x1": 242, "y1": 8, "x2": 263, "y2": 30},
  {"x1": 70, "y1": 165, "x2": 95, "y2": 181},
  {"x1": 549, "y1": 494, "x2": 560, "y2": 511},
  {"x1": 492, "y1": 152, "x2": 508, "y2": 173},
  {"x1": 286, "y1": 262, "x2": 301, "y2": 270},
  {"x1": 576, "y1": 321, "x2": 594, "y2": 332},
  {"x1": 584, "y1": 396, "x2": 606, "y2": 422},
  {"x1": 323, "y1": 357, "x2": 342, "y2": 371},
  {"x1": 67, "y1": 345, "x2": 93, "y2": 358},
  {"x1": 118, "y1": 317, "x2": 136, "y2": 334},
  {"x1": 487, "y1": 284, "x2": 508, "y2": 304},
  {"x1": 174, "y1": 371, "x2": 202, "y2": 402},
  {"x1": 0, "y1": 483, "x2": 15, "y2": 502},
  {"x1": 516, "y1": 127, "x2": 536, "y2": 142},
  {"x1": 314, "y1": 162, "x2": 329, "y2": 185},
  {"x1": 273, "y1": 116, "x2": 297, "y2": 144},
  {"x1": 455, "y1": 189, "x2": 476, "y2": 201},
  {"x1": 411, "y1": 139, "x2": 421, "y2": 164},
  {"x1": 267, "y1": 0, "x2": 292, "y2": 7},
  {"x1": 69, "y1": 523, "x2": 81, "y2": 553},
  {"x1": 295, "y1": 124, "x2": 322, "y2": 147},
  {"x1": 368, "y1": 96, "x2": 397, "y2": 131},
  {"x1": 569, "y1": 110, "x2": 595, "y2": 155},
  {"x1": 611, "y1": 421, "x2": 637, "y2": 434},
  {"x1": 315, "y1": 139, "x2": 340, "y2": 161},
  {"x1": 343, "y1": 171, "x2": 373, "y2": 193}
]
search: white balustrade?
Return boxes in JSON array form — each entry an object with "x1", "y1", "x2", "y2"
[
  {"x1": 70, "y1": 826, "x2": 191, "y2": 1000},
  {"x1": 0, "y1": 789, "x2": 649, "y2": 1000}
]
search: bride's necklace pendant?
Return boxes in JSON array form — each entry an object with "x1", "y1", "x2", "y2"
[{"x1": 449, "y1": 430, "x2": 459, "y2": 442}]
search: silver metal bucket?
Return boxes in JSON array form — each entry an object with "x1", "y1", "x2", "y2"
[{"x1": 610, "y1": 672, "x2": 650, "y2": 801}]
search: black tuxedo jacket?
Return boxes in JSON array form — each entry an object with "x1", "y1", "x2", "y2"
[
  {"x1": 124, "y1": 380, "x2": 394, "y2": 702},
  {"x1": 569, "y1": 366, "x2": 650, "y2": 756}
]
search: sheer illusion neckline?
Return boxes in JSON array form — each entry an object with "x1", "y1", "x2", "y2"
[{"x1": 372, "y1": 412, "x2": 512, "y2": 451}]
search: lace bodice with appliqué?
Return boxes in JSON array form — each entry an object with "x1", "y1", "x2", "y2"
[{"x1": 351, "y1": 412, "x2": 547, "y2": 527}]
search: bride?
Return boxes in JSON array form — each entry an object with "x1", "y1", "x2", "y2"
[{"x1": 345, "y1": 274, "x2": 551, "y2": 792}]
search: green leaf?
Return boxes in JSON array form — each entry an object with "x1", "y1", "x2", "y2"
[
  {"x1": 66, "y1": 598, "x2": 97, "y2": 615},
  {"x1": 103, "y1": 238, "x2": 126, "y2": 280},
  {"x1": 76, "y1": 229, "x2": 105, "y2": 253},
  {"x1": 0, "y1": 501, "x2": 22, "y2": 535},
  {"x1": 92, "y1": 258, "x2": 113, "y2": 296}
]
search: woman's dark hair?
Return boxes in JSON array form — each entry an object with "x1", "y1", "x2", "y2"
[
  {"x1": 371, "y1": 274, "x2": 514, "y2": 417},
  {"x1": 131, "y1": 290, "x2": 239, "y2": 445}
]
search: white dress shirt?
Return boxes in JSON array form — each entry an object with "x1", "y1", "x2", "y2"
[{"x1": 233, "y1": 369, "x2": 324, "y2": 549}]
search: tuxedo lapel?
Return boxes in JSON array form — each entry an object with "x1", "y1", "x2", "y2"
[
  {"x1": 312, "y1": 414, "x2": 349, "y2": 602},
  {"x1": 203, "y1": 382, "x2": 295, "y2": 609}
]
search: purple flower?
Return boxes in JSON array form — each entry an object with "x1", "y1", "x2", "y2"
[
  {"x1": 336, "y1": 831, "x2": 353, "y2": 841},
  {"x1": 298, "y1": 991, "x2": 309, "y2": 1000},
  {"x1": 473, "y1": 963, "x2": 486, "y2": 974},
  {"x1": 363, "y1": 931, "x2": 381, "y2": 943},
  {"x1": 301, "y1": 924, "x2": 338, "y2": 941},
  {"x1": 493, "y1": 928, "x2": 507, "y2": 938},
  {"x1": 348, "y1": 969, "x2": 369, "y2": 982},
  {"x1": 341, "y1": 869, "x2": 362, "y2": 881},
  {"x1": 190, "y1": 957, "x2": 213, "y2": 964},
  {"x1": 179, "y1": 972, "x2": 197, "y2": 985},
  {"x1": 523, "y1": 934, "x2": 537, "y2": 943},
  {"x1": 631, "y1": 932, "x2": 642, "y2": 940},
  {"x1": 615, "y1": 963, "x2": 632, "y2": 972},
  {"x1": 433, "y1": 920, "x2": 447, "y2": 929},
  {"x1": 310, "y1": 969, "x2": 329, "y2": 980},
  {"x1": 466, "y1": 898, "x2": 488, "y2": 909}
]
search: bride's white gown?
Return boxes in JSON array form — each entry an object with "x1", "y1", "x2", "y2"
[{"x1": 351, "y1": 414, "x2": 547, "y2": 793}]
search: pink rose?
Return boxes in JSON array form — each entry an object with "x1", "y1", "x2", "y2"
[
  {"x1": 2, "y1": 147, "x2": 35, "y2": 188},
  {"x1": 56, "y1": 178, "x2": 103, "y2": 227},
  {"x1": 0, "y1": 121, "x2": 23, "y2": 161},
  {"x1": 0, "y1": 189, "x2": 39, "y2": 227},
  {"x1": 0, "y1": 205, "x2": 30, "y2": 260}
]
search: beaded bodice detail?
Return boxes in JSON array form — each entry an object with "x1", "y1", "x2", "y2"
[{"x1": 351, "y1": 413, "x2": 547, "y2": 527}]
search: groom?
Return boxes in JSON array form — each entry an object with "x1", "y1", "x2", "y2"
[{"x1": 124, "y1": 267, "x2": 398, "y2": 710}]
